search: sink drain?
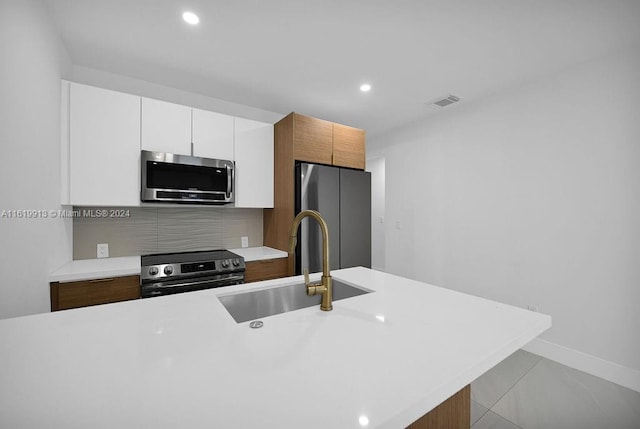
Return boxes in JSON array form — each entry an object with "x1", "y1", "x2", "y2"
[{"x1": 249, "y1": 320, "x2": 263, "y2": 329}]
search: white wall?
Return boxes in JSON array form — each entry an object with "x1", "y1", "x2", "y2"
[
  {"x1": 0, "y1": 0, "x2": 73, "y2": 319},
  {"x1": 369, "y1": 46, "x2": 640, "y2": 389},
  {"x1": 367, "y1": 157, "x2": 386, "y2": 271}
]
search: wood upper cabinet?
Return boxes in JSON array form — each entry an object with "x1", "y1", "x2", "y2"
[
  {"x1": 292, "y1": 114, "x2": 333, "y2": 165},
  {"x1": 333, "y1": 123, "x2": 366, "y2": 170},
  {"x1": 289, "y1": 112, "x2": 365, "y2": 169},
  {"x1": 264, "y1": 112, "x2": 366, "y2": 252}
]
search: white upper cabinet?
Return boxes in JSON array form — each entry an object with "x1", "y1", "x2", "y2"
[
  {"x1": 63, "y1": 82, "x2": 274, "y2": 208},
  {"x1": 66, "y1": 82, "x2": 141, "y2": 206},
  {"x1": 192, "y1": 108, "x2": 234, "y2": 160},
  {"x1": 234, "y1": 118, "x2": 274, "y2": 208},
  {"x1": 141, "y1": 98, "x2": 191, "y2": 155}
]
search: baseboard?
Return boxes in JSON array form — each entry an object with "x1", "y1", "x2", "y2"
[{"x1": 522, "y1": 337, "x2": 640, "y2": 393}]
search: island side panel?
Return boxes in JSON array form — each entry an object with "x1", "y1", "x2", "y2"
[{"x1": 406, "y1": 385, "x2": 470, "y2": 429}]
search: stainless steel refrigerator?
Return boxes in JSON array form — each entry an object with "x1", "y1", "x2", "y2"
[{"x1": 294, "y1": 162, "x2": 371, "y2": 275}]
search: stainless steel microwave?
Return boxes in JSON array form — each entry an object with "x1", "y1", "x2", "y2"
[{"x1": 141, "y1": 150, "x2": 234, "y2": 204}]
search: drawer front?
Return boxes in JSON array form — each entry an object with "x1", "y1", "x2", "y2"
[
  {"x1": 245, "y1": 258, "x2": 288, "y2": 283},
  {"x1": 51, "y1": 275, "x2": 140, "y2": 311}
]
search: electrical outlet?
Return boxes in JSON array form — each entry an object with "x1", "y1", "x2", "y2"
[
  {"x1": 97, "y1": 243, "x2": 109, "y2": 258},
  {"x1": 241, "y1": 236, "x2": 249, "y2": 248},
  {"x1": 527, "y1": 305, "x2": 539, "y2": 312}
]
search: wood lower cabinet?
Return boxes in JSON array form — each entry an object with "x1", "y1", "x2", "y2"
[
  {"x1": 50, "y1": 275, "x2": 140, "y2": 311},
  {"x1": 244, "y1": 258, "x2": 288, "y2": 283}
]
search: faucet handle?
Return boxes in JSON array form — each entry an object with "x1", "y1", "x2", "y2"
[{"x1": 303, "y1": 268, "x2": 310, "y2": 285}]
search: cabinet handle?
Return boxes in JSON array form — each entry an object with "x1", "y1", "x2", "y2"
[{"x1": 88, "y1": 278, "x2": 114, "y2": 283}]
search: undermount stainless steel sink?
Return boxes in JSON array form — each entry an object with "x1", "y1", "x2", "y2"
[{"x1": 218, "y1": 279, "x2": 371, "y2": 323}]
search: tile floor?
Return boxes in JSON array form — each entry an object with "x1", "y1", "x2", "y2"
[{"x1": 470, "y1": 350, "x2": 640, "y2": 429}]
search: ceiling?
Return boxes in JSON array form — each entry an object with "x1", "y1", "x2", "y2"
[{"x1": 42, "y1": 0, "x2": 640, "y2": 137}]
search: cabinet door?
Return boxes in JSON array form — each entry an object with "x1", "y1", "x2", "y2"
[
  {"x1": 69, "y1": 83, "x2": 141, "y2": 206},
  {"x1": 192, "y1": 108, "x2": 234, "y2": 160},
  {"x1": 245, "y1": 258, "x2": 288, "y2": 283},
  {"x1": 292, "y1": 113, "x2": 333, "y2": 165},
  {"x1": 141, "y1": 98, "x2": 191, "y2": 155},
  {"x1": 51, "y1": 275, "x2": 140, "y2": 311},
  {"x1": 333, "y1": 123, "x2": 365, "y2": 169},
  {"x1": 234, "y1": 118, "x2": 274, "y2": 208}
]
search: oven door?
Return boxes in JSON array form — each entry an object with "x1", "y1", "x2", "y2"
[
  {"x1": 141, "y1": 273, "x2": 245, "y2": 298},
  {"x1": 141, "y1": 150, "x2": 234, "y2": 204}
]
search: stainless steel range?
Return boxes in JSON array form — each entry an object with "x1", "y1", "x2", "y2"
[{"x1": 140, "y1": 249, "x2": 245, "y2": 298}]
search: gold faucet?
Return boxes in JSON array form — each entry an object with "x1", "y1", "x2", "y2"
[{"x1": 288, "y1": 210, "x2": 333, "y2": 311}]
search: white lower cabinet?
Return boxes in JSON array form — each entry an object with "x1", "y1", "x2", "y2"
[
  {"x1": 65, "y1": 82, "x2": 141, "y2": 206},
  {"x1": 234, "y1": 118, "x2": 274, "y2": 208}
]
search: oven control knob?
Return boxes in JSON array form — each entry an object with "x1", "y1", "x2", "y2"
[
  {"x1": 221, "y1": 260, "x2": 229, "y2": 268},
  {"x1": 164, "y1": 265, "x2": 174, "y2": 275},
  {"x1": 148, "y1": 266, "x2": 159, "y2": 276},
  {"x1": 232, "y1": 259, "x2": 240, "y2": 267}
]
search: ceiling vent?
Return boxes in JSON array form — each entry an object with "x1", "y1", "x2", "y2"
[{"x1": 428, "y1": 94, "x2": 461, "y2": 108}]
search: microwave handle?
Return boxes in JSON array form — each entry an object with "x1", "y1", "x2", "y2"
[{"x1": 227, "y1": 163, "x2": 234, "y2": 198}]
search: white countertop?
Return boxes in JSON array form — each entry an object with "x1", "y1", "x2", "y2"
[
  {"x1": 228, "y1": 246, "x2": 288, "y2": 262},
  {"x1": 49, "y1": 247, "x2": 286, "y2": 282},
  {"x1": 49, "y1": 255, "x2": 141, "y2": 282},
  {"x1": 1, "y1": 267, "x2": 551, "y2": 428}
]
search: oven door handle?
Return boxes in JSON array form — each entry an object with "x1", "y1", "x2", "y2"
[{"x1": 153, "y1": 275, "x2": 245, "y2": 289}]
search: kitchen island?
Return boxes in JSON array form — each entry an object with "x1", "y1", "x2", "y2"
[{"x1": 0, "y1": 267, "x2": 550, "y2": 428}]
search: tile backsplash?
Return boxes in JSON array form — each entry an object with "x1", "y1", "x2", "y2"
[{"x1": 73, "y1": 206, "x2": 263, "y2": 260}]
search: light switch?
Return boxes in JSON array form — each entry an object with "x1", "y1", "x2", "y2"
[{"x1": 241, "y1": 236, "x2": 249, "y2": 248}]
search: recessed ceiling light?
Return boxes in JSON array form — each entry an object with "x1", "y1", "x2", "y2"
[
  {"x1": 182, "y1": 11, "x2": 200, "y2": 25},
  {"x1": 360, "y1": 83, "x2": 372, "y2": 92},
  {"x1": 358, "y1": 415, "x2": 370, "y2": 427}
]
